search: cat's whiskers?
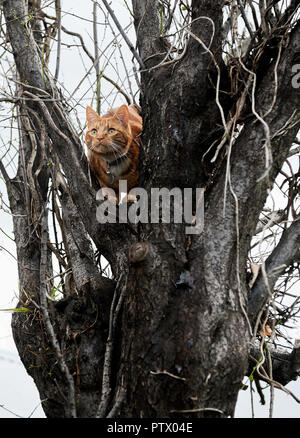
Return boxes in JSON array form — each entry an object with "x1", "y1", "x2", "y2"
[
  {"x1": 111, "y1": 141, "x2": 124, "y2": 153},
  {"x1": 110, "y1": 142, "x2": 125, "y2": 160},
  {"x1": 107, "y1": 142, "x2": 118, "y2": 157},
  {"x1": 88, "y1": 142, "x2": 122, "y2": 161},
  {"x1": 111, "y1": 148, "x2": 119, "y2": 164},
  {"x1": 111, "y1": 139, "x2": 125, "y2": 148}
]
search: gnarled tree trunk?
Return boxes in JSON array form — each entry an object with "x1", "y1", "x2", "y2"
[{"x1": 0, "y1": 0, "x2": 299, "y2": 418}]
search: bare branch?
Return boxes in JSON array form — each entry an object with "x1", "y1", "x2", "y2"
[
  {"x1": 237, "y1": 0, "x2": 254, "y2": 38},
  {"x1": 131, "y1": 0, "x2": 165, "y2": 65},
  {"x1": 101, "y1": 0, "x2": 145, "y2": 69},
  {"x1": 54, "y1": 0, "x2": 62, "y2": 82},
  {"x1": 93, "y1": 1, "x2": 101, "y2": 113},
  {"x1": 249, "y1": 218, "x2": 300, "y2": 324},
  {"x1": 249, "y1": 339, "x2": 300, "y2": 389},
  {"x1": 255, "y1": 210, "x2": 287, "y2": 235},
  {"x1": 96, "y1": 274, "x2": 127, "y2": 418},
  {"x1": 39, "y1": 207, "x2": 77, "y2": 418},
  {"x1": 60, "y1": 25, "x2": 131, "y2": 104}
]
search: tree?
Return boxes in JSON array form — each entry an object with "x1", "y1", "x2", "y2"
[{"x1": 0, "y1": 0, "x2": 299, "y2": 418}]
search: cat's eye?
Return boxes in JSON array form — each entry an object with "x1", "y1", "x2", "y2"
[
  {"x1": 90, "y1": 128, "x2": 97, "y2": 135},
  {"x1": 108, "y1": 128, "x2": 116, "y2": 134}
]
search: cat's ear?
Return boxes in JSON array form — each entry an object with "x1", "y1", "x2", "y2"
[
  {"x1": 115, "y1": 105, "x2": 129, "y2": 127},
  {"x1": 86, "y1": 106, "x2": 99, "y2": 125}
]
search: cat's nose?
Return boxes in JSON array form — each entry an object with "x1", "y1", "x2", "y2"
[{"x1": 97, "y1": 134, "x2": 104, "y2": 141}]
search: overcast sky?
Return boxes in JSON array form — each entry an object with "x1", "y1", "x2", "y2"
[{"x1": 0, "y1": 0, "x2": 299, "y2": 418}]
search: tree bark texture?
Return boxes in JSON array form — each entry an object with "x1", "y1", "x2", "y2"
[{"x1": 1, "y1": 0, "x2": 299, "y2": 418}]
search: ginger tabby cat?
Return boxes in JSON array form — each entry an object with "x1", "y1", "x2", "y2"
[{"x1": 85, "y1": 104, "x2": 142, "y2": 202}]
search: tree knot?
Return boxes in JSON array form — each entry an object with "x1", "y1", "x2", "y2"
[{"x1": 128, "y1": 242, "x2": 150, "y2": 263}]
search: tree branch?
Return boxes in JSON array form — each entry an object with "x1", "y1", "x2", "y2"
[
  {"x1": 93, "y1": 1, "x2": 101, "y2": 113},
  {"x1": 248, "y1": 218, "x2": 300, "y2": 324},
  {"x1": 39, "y1": 207, "x2": 77, "y2": 418},
  {"x1": 102, "y1": 0, "x2": 145, "y2": 69},
  {"x1": 2, "y1": 0, "x2": 131, "y2": 265},
  {"x1": 204, "y1": 20, "x2": 300, "y2": 263},
  {"x1": 1, "y1": 0, "x2": 46, "y2": 90},
  {"x1": 189, "y1": 0, "x2": 224, "y2": 54},
  {"x1": 60, "y1": 25, "x2": 131, "y2": 104},
  {"x1": 58, "y1": 182, "x2": 115, "y2": 305},
  {"x1": 188, "y1": 18, "x2": 300, "y2": 345},
  {"x1": 249, "y1": 340, "x2": 300, "y2": 388},
  {"x1": 54, "y1": 0, "x2": 61, "y2": 82},
  {"x1": 131, "y1": 0, "x2": 165, "y2": 65}
]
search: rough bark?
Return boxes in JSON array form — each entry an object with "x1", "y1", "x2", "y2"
[{"x1": 0, "y1": 0, "x2": 299, "y2": 418}]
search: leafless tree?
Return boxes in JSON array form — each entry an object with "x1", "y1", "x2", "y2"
[{"x1": 0, "y1": 0, "x2": 299, "y2": 418}]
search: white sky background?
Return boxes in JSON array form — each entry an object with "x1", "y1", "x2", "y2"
[{"x1": 0, "y1": 0, "x2": 299, "y2": 418}]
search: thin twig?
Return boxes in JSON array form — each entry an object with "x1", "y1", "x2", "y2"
[
  {"x1": 106, "y1": 387, "x2": 126, "y2": 418},
  {"x1": 169, "y1": 407, "x2": 224, "y2": 415},
  {"x1": 237, "y1": 0, "x2": 254, "y2": 38},
  {"x1": 239, "y1": 58, "x2": 273, "y2": 183},
  {"x1": 54, "y1": 0, "x2": 62, "y2": 82},
  {"x1": 93, "y1": 1, "x2": 101, "y2": 114},
  {"x1": 39, "y1": 207, "x2": 77, "y2": 418},
  {"x1": 150, "y1": 370, "x2": 186, "y2": 381},
  {"x1": 101, "y1": 0, "x2": 145, "y2": 69},
  {"x1": 96, "y1": 273, "x2": 127, "y2": 418},
  {"x1": 68, "y1": 24, "x2": 132, "y2": 103}
]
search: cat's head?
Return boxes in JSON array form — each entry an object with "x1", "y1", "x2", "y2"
[{"x1": 85, "y1": 105, "x2": 131, "y2": 161}]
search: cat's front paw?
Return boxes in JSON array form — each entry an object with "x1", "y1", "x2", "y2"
[
  {"x1": 123, "y1": 194, "x2": 137, "y2": 203},
  {"x1": 100, "y1": 187, "x2": 118, "y2": 205},
  {"x1": 120, "y1": 189, "x2": 137, "y2": 204}
]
